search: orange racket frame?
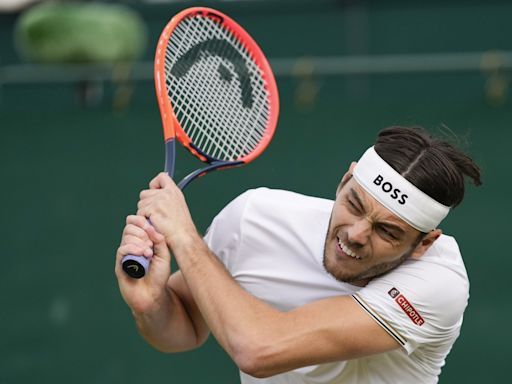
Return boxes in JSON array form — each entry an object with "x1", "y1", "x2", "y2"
[
  {"x1": 154, "y1": 7, "x2": 279, "y2": 165},
  {"x1": 122, "y1": 7, "x2": 279, "y2": 279}
]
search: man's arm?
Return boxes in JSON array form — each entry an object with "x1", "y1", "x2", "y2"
[
  {"x1": 172, "y1": 236, "x2": 399, "y2": 377},
  {"x1": 137, "y1": 173, "x2": 400, "y2": 378},
  {"x1": 130, "y1": 270, "x2": 210, "y2": 353},
  {"x1": 115, "y1": 215, "x2": 209, "y2": 352}
]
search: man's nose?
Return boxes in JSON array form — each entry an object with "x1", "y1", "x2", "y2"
[{"x1": 347, "y1": 217, "x2": 372, "y2": 246}]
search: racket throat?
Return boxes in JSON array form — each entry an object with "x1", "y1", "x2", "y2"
[
  {"x1": 164, "y1": 139, "x2": 176, "y2": 177},
  {"x1": 178, "y1": 160, "x2": 244, "y2": 190},
  {"x1": 188, "y1": 142, "x2": 219, "y2": 163}
]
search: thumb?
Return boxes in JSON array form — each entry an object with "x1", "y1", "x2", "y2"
[
  {"x1": 146, "y1": 224, "x2": 171, "y2": 262},
  {"x1": 149, "y1": 172, "x2": 174, "y2": 190}
]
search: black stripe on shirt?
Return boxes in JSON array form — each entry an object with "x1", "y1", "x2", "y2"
[{"x1": 352, "y1": 293, "x2": 406, "y2": 347}]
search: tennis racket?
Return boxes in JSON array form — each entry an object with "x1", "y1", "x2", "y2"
[{"x1": 121, "y1": 7, "x2": 279, "y2": 278}]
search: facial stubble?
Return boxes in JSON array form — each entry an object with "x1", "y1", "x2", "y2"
[{"x1": 322, "y1": 220, "x2": 423, "y2": 285}]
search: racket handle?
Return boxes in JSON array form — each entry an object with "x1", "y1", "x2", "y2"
[
  {"x1": 122, "y1": 217, "x2": 153, "y2": 279},
  {"x1": 121, "y1": 254, "x2": 150, "y2": 279},
  {"x1": 120, "y1": 140, "x2": 176, "y2": 279}
]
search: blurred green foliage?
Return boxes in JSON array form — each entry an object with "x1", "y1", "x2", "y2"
[{"x1": 15, "y1": 2, "x2": 147, "y2": 63}]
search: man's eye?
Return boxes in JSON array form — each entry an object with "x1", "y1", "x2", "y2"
[
  {"x1": 348, "y1": 200, "x2": 360, "y2": 212},
  {"x1": 378, "y1": 226, "x2": 397, "y2": 240}
]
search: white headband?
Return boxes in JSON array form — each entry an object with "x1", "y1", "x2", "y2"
[{"x1": 353, "y1": 146, "x2": 450, "y2": 232}]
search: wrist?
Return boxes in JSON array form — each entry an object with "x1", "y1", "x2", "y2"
[
  {"x1": 166, "y1": 229, "x2": 207, "y2": 266},
  {"x1": 165, "y1": 226, "x2": 201, "y2": 253}
]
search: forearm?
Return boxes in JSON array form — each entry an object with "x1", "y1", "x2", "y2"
[
  {"x1": 132, "y1": 283, "x2": 205, "y2": 353},
  {"x1": 170, "y1": 234, "x2": 282, "y2": 366}
]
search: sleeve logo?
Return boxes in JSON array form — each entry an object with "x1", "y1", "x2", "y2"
[{"x1": 388, "y1": 287, "x2": 425, "y2": 326}]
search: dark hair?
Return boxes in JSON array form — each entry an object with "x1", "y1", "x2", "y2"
[{"x1": 374, "y1": 126, "x2": 482, "y2": 208}]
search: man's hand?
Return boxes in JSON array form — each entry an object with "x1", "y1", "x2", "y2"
[
  {"x1": 136, "y1": 172, "x2": 197, "y2": 249},
  {"x1": 115, "y1": 173, "x2": 212, "y2": 352},
  {"x1": 115, "y1": 215, "x2": 172, "y2": 314}
]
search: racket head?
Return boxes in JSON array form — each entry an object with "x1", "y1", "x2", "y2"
[{"x1": 154, "y1": 7, "x2": 279, "y2": 165}]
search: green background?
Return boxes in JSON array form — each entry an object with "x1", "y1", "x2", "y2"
[{"x1": 0, "y1": 1, "x2": 509, "y2": 382}]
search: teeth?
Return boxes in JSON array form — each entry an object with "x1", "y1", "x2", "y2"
[{"x1": 337, "y1": 237, "x2": 361, "y2": 260}]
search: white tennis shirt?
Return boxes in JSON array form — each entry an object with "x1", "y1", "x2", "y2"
[{"x1": 203, "y1": 188, "x2": 469, "y2": 384}]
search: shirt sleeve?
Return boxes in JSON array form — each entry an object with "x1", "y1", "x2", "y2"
[
  {"x1": 352, "y1": 251, "x2": 469, "y2": 354},
  {"x1": 203, "y1": 189, "x2": 254, "y2": 271}
]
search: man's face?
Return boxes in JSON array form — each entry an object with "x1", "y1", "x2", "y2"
[{"x1": 323, "y1": 171, "x2": 430, "y2": 286}]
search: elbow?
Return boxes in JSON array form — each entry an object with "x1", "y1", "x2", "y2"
[
  {"x1": 231, "y1": 340, "x2": 278, "y2": 379},
  {"x1": 235, "y1": 353, "x2": 265, "y2": 379},
  {"x1": 148, "y1": 338, "x2": 205, "y2": 354},
  {"x1": 144, "y1": 339, "x2": 188, "y2": 354},
  {"x1": 235, "y1": 351, "x2": 272, "y2": 379},
  {"x1": 141, "y1": 329, "x2": 209, "y2": 354}
]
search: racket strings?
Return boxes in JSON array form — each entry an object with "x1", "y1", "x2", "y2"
[
  {"x1": 164, "y1": 15, "x2": 271, "y2": 161},
  {"x1": 172, "y1": 19, "x2": 267, "y2": 159}
]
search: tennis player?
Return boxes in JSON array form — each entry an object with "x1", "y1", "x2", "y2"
[{"x1": 115, "y1": 126, "x2": 481, "y2": 383}]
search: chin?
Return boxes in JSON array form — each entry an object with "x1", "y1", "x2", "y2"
[{"x1": 323, "y1": 252, "x2": 358, "y2": 283}]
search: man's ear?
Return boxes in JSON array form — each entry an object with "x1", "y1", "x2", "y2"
[
  {"x1": 410, "y1": 229, "x2": 442, "y2": 259},
  {"x1": 336, "y1": 161, "x2": 357, "y2": 196}
]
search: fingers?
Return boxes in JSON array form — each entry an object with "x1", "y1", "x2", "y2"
[
  {"x1": 130, "y1": 172, "x2": 191, "y2": 251},
  {"x1": 136, "y1": 190, "x2": 167, "y2": 219},
  {"x1": 119, "y1": 232, "x2": 153, "y2": 257},
  {"x1": 145, "y1": 224, "x2": 166, "y2": 244},
  {"x1": 146, "y1": 224, "x2": 171, "y2": 263},
  {"x1": 149, "y1": 172, "x2": 175, "y2": 190},
  {"x1": 123, "y1": 222, "x2": 149, "y2": 241},
  {"x1": 123, "y1": 218, "x2": 150, "y2": 242},
  {"x1": 136, "y1": 193, "x2": 159, "y2": 213},
  {"x1": 121, "y1": 215, "x2": 154, "y2": 257},
  {"x1": 139, "y1": 189, "x2": 159, "y2": 200},
  {"x1": 126, "y1": 214, "x2": 149, "y2": 229},
  {"x1": 136, "y1": 189, "x2": 166, "y2": 214},
  {"x1": 116, "y1": 242, "x2": 152, "y2": 262},
  {"x1": 121, "y1": 233, "x2": 153, "y2": 253}
]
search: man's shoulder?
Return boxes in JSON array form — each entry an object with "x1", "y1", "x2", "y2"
[
  {"x1": 240, "y1": 187, "x2": 334, "y2": 213},
  {"x1": 423, "y1": 233, "x2": 467, "y2": 276},
  {"x1": 219, "y1": 188, "x2": 333, "y2": 246},
  {"x1": 370, "y1": 233, "x2": 469, "y2": 328},
  {"x1": 213, "y1": 187, "x2": 332, "y2": 225},
  {"x1": 427, "y1": 233, "x2": 461, "y2": 256},
  {"x1": 391, "y1": 233, "x2": 468, "y2": 289},
  {"x1": 207, "y1": 188, "x2": 333, "y2": 272}
]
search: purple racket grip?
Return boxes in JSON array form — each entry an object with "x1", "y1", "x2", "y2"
[
  {"x1": 121, "y1": 140, "x2": 175, "y2": 279},
  {"x1": 122, "y1": 254, "x2": 150, "y2": 279}
]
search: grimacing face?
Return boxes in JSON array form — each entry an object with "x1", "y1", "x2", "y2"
[{"x1": 323, "y1": 163, "x2": 441, "y2": 286}]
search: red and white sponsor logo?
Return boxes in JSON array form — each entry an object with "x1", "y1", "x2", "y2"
[
  {"x1": 388, "y1": 287, "x2": 425, "y2": 326},
  {"x1": 388, "y1": 287, "x2": 400, "y2": 298}
]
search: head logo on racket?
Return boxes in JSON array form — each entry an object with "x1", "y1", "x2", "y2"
[{"x1": 171, "y1": 38, "x2": 255, "y2": 108}]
